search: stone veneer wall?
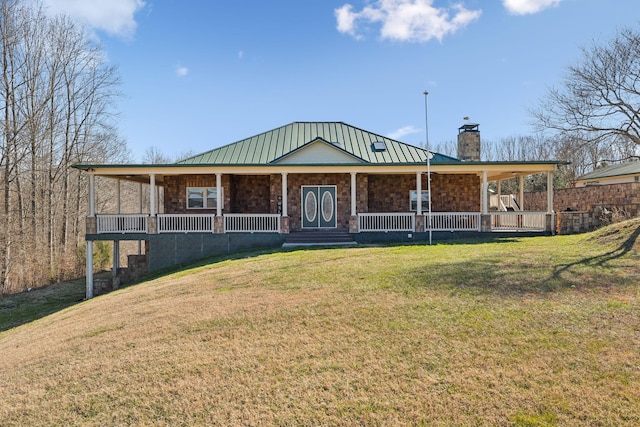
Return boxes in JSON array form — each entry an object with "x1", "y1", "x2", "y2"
[
  {"x1": 286, "y1": 173, "x2": 357, "y2": 231},
  {"x1": 524, "y1": 182, "x2": 640, "y2": 234},
  {"x1": 368, "y1": 173, "x2": 480, "y2": 212},
  {"x1": 524, "y1": 182, "x2": 640, "y2": 216},
  {"x1": 230, "y1": 175, "x2": 271, "y2": 213},
  {"x1": 431, "y1": 174, "x2": 480, "y2": 212},
  {"x1": 163, "y1": 175, "x2": 232, "y2": 214},
  {"x1": 163, "y1": 172, "x2": 482, "y2": 230}
]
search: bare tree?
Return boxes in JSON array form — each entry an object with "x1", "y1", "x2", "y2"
[
  {"x1": 143, "y1": 145, "x2": 171, "y2": 164},
  {"x1": 533, "y1": 26, "x2": 640, "y2": 152},
  {"x1": 0, "y1": 0, "x2": 126, "y2": 294}
]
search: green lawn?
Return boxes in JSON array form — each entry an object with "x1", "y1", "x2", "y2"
[{"x1": 1, "y1": 221, "x2": 639, "y2": 426}]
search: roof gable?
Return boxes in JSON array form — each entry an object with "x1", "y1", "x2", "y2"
[
  {"x1": 271, "y1": 138, "x2": 366, "y2": 165},
  {"x1": 177, "y1": 121, "x2": 460, "y2": 166}
]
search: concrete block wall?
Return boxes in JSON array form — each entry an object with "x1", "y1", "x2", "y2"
[{"x1": 147, "y1": 233, "x2": 285, "y2": 272}]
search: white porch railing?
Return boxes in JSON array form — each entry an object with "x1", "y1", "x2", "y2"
[
  {"x1": 96, "y1": 214, "x2": 148, "y2": 234},
  {"x1": 428, "y1": 212, "x2": 481, "y2": 231},
  {"x1": 158, "y1": 214, "x2": 215, "y2": 233},
  {"x1": 358, "y1": 213, "x2": 416, "y2": 232},
  {"x1": 491, "y1": 212, "x2": 546, "y2": 231},
  {"x1": 224, "y1": 214, "x2": 281, "y2": 233}
]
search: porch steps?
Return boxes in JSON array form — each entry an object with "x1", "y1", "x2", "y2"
[{"x1": 283, "y1": 230, "x2": 356, "y2": 247}]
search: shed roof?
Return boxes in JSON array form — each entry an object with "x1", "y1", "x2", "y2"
[
  {"x1": 576, "y1": 161, "x2": 640, "y2": 181},
  {"x1": 177, "y1": 121, "x2": 459, "y2": 166}
]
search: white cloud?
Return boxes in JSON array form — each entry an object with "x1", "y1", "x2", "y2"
[
  {"x1": 502, "y1": 0, "x2": 564, "y2": 15},
  {"x1": 42, "y1": 0, "x2": 145, "y2": 39},
  {"x1": 388, "y1": 125, "x2": 421, "y2": 140},
  {"x1": 238, "y1": 50, "x2": 244, "y2": 59},
  {"x1": 176, "y1": 66, "x2": 188, "y2": 77},
  {"x1": 335, "y1": 0, "x2": 481, "y2": 43}
]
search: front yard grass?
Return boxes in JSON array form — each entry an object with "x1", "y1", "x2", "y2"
[{"x1": 1, "y1": 220, "x2": 639, "y2": 426}]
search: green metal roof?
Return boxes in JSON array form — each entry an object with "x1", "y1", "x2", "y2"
[
  {"x1": 177, "y1": 121, "x2": 460, "y2": 166},
  {"x1": 577, "y1": 161, "x2": 640, "y2": 181}
]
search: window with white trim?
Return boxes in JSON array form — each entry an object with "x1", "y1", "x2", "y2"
[
  {"x1": 410, "y1": 190, "x2": 430, "y2": 211},
  {"x1": 187, "y1": 187, "x2": 222, "y2": 209}
]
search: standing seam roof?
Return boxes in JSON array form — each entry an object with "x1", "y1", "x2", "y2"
[{"x1": 177, "y1": 121, "x2": 460, "y2": 166}]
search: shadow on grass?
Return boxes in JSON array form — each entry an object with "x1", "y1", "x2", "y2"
[
  {"x1": 552, "y1": 224, "x2": 640, "y2": 282},
  {"x1": 403, "y1": 228, "x2": 640, "y2": 297},
  {"x1": 0, "y1": 277, "x2": 87, "y2": 332}
]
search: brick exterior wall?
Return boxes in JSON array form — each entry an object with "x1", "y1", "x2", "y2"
[{"x1": 163, "y1": 172, "x2": 482, "y2": 231}]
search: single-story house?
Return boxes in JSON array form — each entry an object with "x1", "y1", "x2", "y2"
[
  {"x1": 575, "y1": 161, "x2": 640, "y2": 187},
  {"x1": 74, "y1": 121, "x2": 563, "y2": 298}
]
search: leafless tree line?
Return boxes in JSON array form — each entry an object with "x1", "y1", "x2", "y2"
[{"x1": 0, "y1": 0, "x2": 127, "y2": 295}]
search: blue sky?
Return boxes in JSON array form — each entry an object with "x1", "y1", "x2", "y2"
[{"x1": 42, "y1": 0, "x2": 639, "y2": 162}]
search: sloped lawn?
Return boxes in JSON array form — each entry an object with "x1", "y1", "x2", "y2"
[{"x1": 1, "y1": 221, "x2": 639, "y2": 426}]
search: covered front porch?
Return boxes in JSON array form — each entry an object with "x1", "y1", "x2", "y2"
[{"x1": 84, "y1": 166, "x2": 557, "y2": 236}]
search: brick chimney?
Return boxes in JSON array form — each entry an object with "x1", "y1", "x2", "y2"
[{"x1": 457, "y1": 123, "x2": 480, "y2": 161}]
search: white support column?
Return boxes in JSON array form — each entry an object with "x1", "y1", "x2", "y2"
[
  {"x1": 519, "y1": 176, "x2": 525, "y2": 210},
  {"x1": 88, "y1": 173, "x2": 95, "y2": 217},
  {"x1": 86, "y1": 241, "x2": 94, "y2": 299},
  {"x1": 115, "y1": 178, "x2": 121, "y2": 214},
  {"x1": 497, "y1": 179, "x2": 502, "y2": 208},
  {"x1": 481, "y1": 171, "x2": 488, "y2": 214},
  {"x1": 149, "y1": 174, "x2": 156, "y2": 216},
  {"x1": 350, "y1": 172, "x2": 357, "y2": 216},
  {"x1": 547, "y1": 171, "x2": 554, "y2": 213},
  {"x1": 281, "y1": 173, "x2": 288, "y2": 217},
  {"x1": 112, "y1": 240, "x2": 119, "y2": 278},
  {"x1": 416, "y1": 171, "x2": 422, "y2": 216},
  {"x1": 113, "y1": 178, "x2": 120, "y2": 278},
  {"x1": 216, "y1": 173, "x2": 222, "y2": 216}
]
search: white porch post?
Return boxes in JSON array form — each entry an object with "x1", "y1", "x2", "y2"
[
  {"x1": 115, "y1": 178, "x2": 121, "y2": 214},
  {"x1": 481, "y1": 171, "x2": 488, "y2": 214},
  {"x1": 113, "y1": 179, "x2": 120, "y2": 277},
  {"x1": 350, "y1": 172, "x2": 357, "y2": 216},
  {"x1": 497, "y1": 179, "x2": 501, "y2": 208},
  {"x1": 149, "y1": 174, "x2": 156, "y2": 216},
  {"x1": 88, "y1": 173, "x2": 95, "y2": 217},
  {"x1": 281, "y1": 172, "x2": 288, "y2": 217},
  {"x1": 519, "y1": 175, "x2": 525, "y2": 210},
  {"x1": 216, "y1": 173, "x2": 222, "y2": 216},
  {"x1": 86, "y1": 173, "x2": 95, "y2": 298},
  {"x1": 547, "y1": 171, "x2": 554, "y2": 213},
  {"x1": 86, "y1": 241, "x2": 94, "y2": 299},
  {"x1": 416, "y1": 171, "x2": 422, "y2": 216}
]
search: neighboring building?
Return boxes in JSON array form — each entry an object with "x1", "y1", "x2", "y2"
[
  {"x1": 575, "y1": 161, "x2": 640, "y2": 187},
  {"x1": 74, "y1": 121, "x2": 562, "y2": 298}
]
